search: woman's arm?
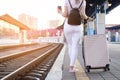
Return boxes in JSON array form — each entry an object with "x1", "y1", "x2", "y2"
[
  {"x1": 62, "y1": 6, "x2": 68, "y2": 17},
  {"x1": 80, "y1": 0, "x2": 93, "y2": 21},
  {"x1": 80, "y1": 0, "x2": 88, "y2": 19},
  {"x1": 58, "y1": 6, "x2": 68, "y2": 17}
]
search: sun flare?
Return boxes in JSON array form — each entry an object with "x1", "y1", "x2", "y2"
[{"x1": 0, "y1": 0, "x2": 64, "y2": 29}]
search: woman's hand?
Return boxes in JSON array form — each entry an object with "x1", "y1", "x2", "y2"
[
  {"x1": 57, "y1": 6, "x2": 62, "y2": 14},
  {"x1": 87, "y1": 17, "x2": 94, "y2": 22}
]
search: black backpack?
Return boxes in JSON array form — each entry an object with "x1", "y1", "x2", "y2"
[{"x1": 68, "y1": 0, "x2": 83, "y2": 25}]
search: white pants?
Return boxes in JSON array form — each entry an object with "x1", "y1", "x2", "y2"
[{"x1": 64, "y1": 19, "x2": 83, "y2": 66}]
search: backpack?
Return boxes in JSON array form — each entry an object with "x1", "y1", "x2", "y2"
[{"x1": 68, "y1": 0, "x2": 83, "y2": 25}]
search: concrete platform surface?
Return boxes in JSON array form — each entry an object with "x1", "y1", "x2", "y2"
[{"x1": 46, "y1": 43, "x2": 120, "y2": 80}]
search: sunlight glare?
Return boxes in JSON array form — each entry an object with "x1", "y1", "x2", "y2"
[{"x1": 0, "y1": 0, "x2": 64, "y2": 29}]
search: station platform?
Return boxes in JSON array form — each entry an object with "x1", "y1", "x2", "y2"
[{"x1": 45, "y1": 43, "x2": 120, "y2": 80}]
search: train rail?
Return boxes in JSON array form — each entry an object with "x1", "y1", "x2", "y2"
[
  {"x1": 0, "y1": 43, "x2": 39, "y2": 50},
  {"x1": 0, "y1": 43, "x2": 63, "y2": 80},
  {"x1": 0, "y1": 43, "x2": 51, "y2": 63},
  {"x1": 0, "y1": 42, "x2": 50, "y2": 52}
]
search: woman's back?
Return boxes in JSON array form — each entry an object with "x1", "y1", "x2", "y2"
[{"x1": 64, "y1": 0, "x2": 85, "y2": 14}]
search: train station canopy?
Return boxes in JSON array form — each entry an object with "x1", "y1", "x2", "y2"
[
  {"x1": 106, "y1": 25, "x2": 120, "y2": 30},
  {"x1": 0, "y1": 14, "x2": 30, "y2": 30},
  {"x1": 86, "y1": 0, "x2": 120, "y2": 17}
]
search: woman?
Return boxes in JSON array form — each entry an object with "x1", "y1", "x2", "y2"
[{"x1": 58, "y1": 0, "x2": 93, "y2": 72}]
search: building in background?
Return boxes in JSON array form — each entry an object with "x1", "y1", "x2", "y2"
[
  {"x1": 47, "y1": 20, "x2": 63, "y2": 29},
  {"x1": 18, "y1": 13, "x2": 38, "y2": 30},
  {"x1": 106, "y1": 24, "x2": 120, "y2": 42}
]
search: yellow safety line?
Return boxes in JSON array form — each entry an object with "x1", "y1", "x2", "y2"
[{"x1": 75, "y1": 59, "x2": 90, "y2": 80}]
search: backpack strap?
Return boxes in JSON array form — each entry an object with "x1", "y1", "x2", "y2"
[
  {"x1": 68, "y1": 0, "x2": 73, "y2": 9},
  {"x1": 68, "y1": 0, "x2": 83, "y2": 9},
  {"x1": 78, "y1": 0, "x2": 83, "y2": 8}
]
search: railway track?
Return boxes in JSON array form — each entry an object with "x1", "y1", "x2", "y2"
[
  {"x1": 0, "y1": 43, "x2": 39, "y2": 50},
  {"x1": 0, "y1": 43, "x2": 51, "y2": 63},
  {"x1": 0, "y1": 43, "x2": 63, "y2": 80}
]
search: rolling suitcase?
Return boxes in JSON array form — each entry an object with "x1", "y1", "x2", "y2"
[{"x1": 82, "y1": 34, "x2": 110, "y2": 72}]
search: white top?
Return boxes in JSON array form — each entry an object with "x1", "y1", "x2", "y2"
[{"x1": 64, "y1": 0, "x2": 86, "y2": 15}]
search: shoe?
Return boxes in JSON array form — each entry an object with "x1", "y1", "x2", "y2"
[{"x1": 69, "y1": 68, "x2": 78, "y2": 72}]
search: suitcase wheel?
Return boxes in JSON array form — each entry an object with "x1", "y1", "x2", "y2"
[
  {"x1": 104, "y1": 64, "x2": 110, "y2": 71},
  {"x1": 104, "y1": 67, "x2": 110, "y2": 71},
  {"x1": 86, "y1": 66, "x2": 90, "y2": 72}
]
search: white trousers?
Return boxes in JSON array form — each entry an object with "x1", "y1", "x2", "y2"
[{"x1": 64, "y1": 19, "x2": 83, "y2": 66}]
